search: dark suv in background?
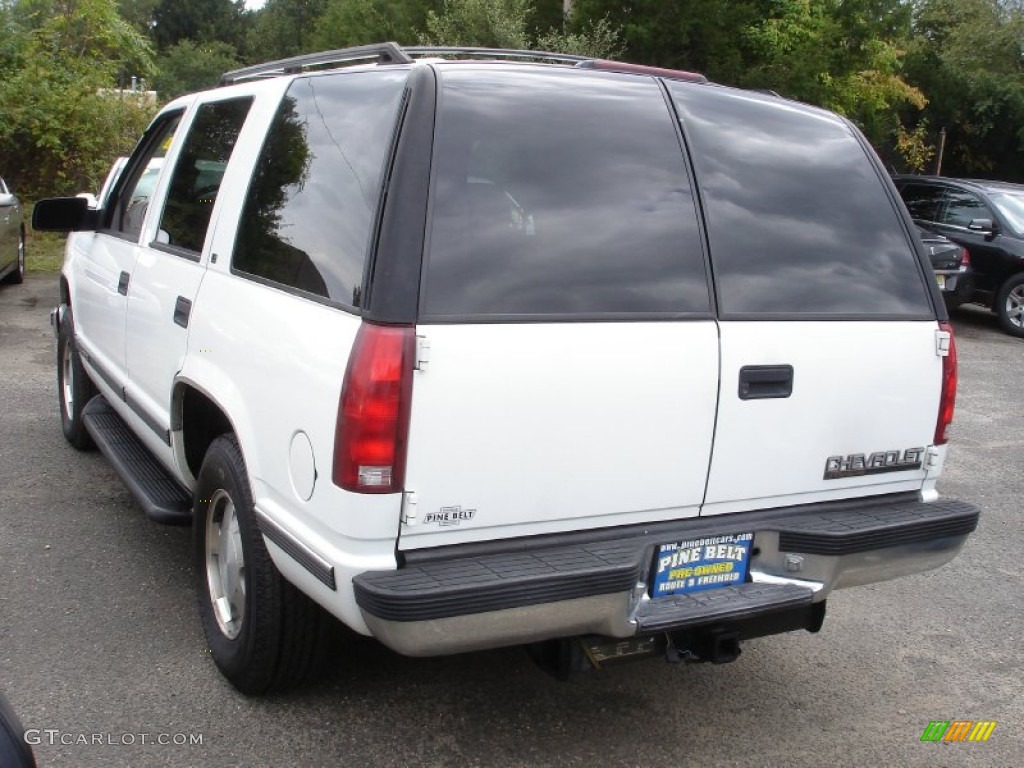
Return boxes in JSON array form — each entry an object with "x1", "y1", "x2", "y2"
[{"x1": 895, "y1": 175, "x2": 1024, "y2": 337}]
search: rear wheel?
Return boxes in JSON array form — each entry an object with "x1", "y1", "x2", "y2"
[
  {"x1": 56, "y1": 308, "x2": 96, "y2": 449},
  {"x1": 194, "y1": 434, "x2": 328, "y2": 694},
  {"x1": 995, "y1": 273, "x2": 1024, "y2": 337}
]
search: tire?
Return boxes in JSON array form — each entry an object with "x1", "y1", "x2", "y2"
[
  {"x1": 3, "y1": 230, "x2": 24, "y2": 285},
  {"x1": 194, "y1": 434, "x2": 328, "y2": 695},
  {"x1": 0, "y1": 691, "x2": 36, "y2": 768},
  {"x1": 56, "y1": 308, "x2": 96, "y2": 450},
  {"x1": 995, "y1": 273, "x2": 1024, "y2": 337}
]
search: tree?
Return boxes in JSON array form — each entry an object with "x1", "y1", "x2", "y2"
[
  {"x1": 313, "y1": 0, "x2": 438, "y2": 50},
  {"x1": 153, "y1": 39, "x2": 240, "y2": 100},
  {"x1": 904, "y1": 0, "x2": 1024, "y2": 178},
  {"x1": 151, "y1": 0, "x2": 248, "y2": 51},
  {"x1": 0, "y1": 0, "x2": 157, "y2": 196},
  {"x1": 246, "y1": 0, "x2": 327, "y2": 60},
  {"x1": 421, "y1": 0, "x2": 619, "y2": 57},
  {"x1": 117, "y1": 0, "x2": 159, "y2": 33}
]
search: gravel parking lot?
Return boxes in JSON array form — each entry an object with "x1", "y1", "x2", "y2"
[{"x1": 1, "y1": 274, "x2": 1021, "y2": 768}]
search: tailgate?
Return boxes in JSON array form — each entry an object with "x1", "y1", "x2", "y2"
[
  {"x1": 399, "y1": 322, "x2": 719, "y2": 548},
  {"x1": 702, "y1": 321, "x2": 940, "y2": 515}
]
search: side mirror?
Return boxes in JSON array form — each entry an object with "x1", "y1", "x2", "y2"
[
  {"x1": 0, "y1": 193, "x2": 15, "y2": 208},
  {"x1": 32, "y1": 197, "x2": 99, "y2": 232},
  {"x1": 967, "y1": 218, "x2": 996, "y2": 233}
]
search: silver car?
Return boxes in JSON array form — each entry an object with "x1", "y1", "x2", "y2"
[{"x1": 0, "y1": 176, "x2": 25, "y2": 285}]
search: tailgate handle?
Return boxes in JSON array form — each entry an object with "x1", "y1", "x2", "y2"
[{"x1": 738, "y1": 365, "x2": 794, "y2": 400}]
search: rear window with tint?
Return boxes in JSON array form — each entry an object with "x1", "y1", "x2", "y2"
[
  {"x1": 422, "y1": 68, "x2": 711, "y2": 319},
  {"x1": 668, "y1": 83, "x2": 932, "y2": 318},
  {"x1": 233, "y1": 70, "x2": 406, "y2": 307}
]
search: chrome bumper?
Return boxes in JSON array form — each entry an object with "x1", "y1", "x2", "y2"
[{"x1": 354, "y1": 495, "x2": 978, "y2": 657}]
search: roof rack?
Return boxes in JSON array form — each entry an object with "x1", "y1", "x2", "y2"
[
  {"x1": 403, "y1": 46, "x2": 590, "y2": 65},
  {"x1": 219, "y1": 42, "x2": 412, "y2": 85},
  {"x1": 218, "y1": 42, "x2": 707, "y2": 86}
]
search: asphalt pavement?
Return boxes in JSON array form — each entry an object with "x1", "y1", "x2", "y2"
[{"x1": 1, "y1": 274, "x2": 1021, "y2": 767}]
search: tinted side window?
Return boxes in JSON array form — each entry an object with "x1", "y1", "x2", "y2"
[
  {"x1": 422, "y1": 69, "x2": 710, "y2": 319},
  {"x1": 233, "y1": 70, "x2": 407, "y2": 305},
  {"x1": 157, "y1": 98, "x2": 252, "y2": 254},
  {"x1": 670, "y1": 84, "x2": 931, "y2": 318},
  {"x1": 111, "y1": 114, "x2": 182, "y2": 240},
  {"x1": 939, "y1": 189, "x2": 993, "y2": 228},
  {"x1": 899, "y1": 183, "x2": 945, "y2": 222}
]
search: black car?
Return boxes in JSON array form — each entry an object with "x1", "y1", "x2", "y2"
[
  {"x1": 895, "y1": 175, "x2": 1024, "y2": 336},
  {"x1": 916, "y1": 226, "x2": 973, "y2": 308}
]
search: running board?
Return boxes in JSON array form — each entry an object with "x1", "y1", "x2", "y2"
[{"x1": 81, "y1": 396, "x2": 192, "y2": 525}]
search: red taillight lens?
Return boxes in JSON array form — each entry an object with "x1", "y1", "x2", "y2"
[
  {"x1": 960, "y1": 247, "x2": 971, "y2": 266},
  {"x1": 333, "y1": 323, "x2": 415, "y2": 493},
  {"x1": 935, "y1": 321, "x2": 957, "y2": 445}
]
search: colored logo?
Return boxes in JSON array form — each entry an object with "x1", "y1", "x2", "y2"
[{"x1": 920, "y1": 720, "x2": 997, "y2": 742}]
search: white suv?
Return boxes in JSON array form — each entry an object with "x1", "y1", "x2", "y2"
[{"x1": 34, "y1": 43, "x2": 979, "y2": 693}]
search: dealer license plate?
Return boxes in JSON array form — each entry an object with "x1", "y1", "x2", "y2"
[
  {"x1": 935, "y1": 274, "x2": 946, "y2": 290},
  {"x1": 650, "y1": 533, "x2": 753, "y2": 598}
]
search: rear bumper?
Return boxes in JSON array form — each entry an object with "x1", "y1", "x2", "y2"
[
  {"x1": 354, "y1": 494, "x2": 978, "y2": 656},
  {"x1": 936, "y1": 267, "x2": 974, "y2": 306}
]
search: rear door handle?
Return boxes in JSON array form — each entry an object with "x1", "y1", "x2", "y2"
[
  {"x1": 738, "y1": 365, "x2": 794, "y2": 400},
  {"x1": 117, "y1": 271, "x2": 130, "y2": 296},
  {"x1": 173, "y1": 296, "x2": 192, "y2": 328}
]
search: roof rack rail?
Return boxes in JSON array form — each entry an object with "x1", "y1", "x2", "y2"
[
  {"x1": 403, "y1": 46, "x2": 590, "y2": 65},
  {"x1": 575, "y1": 59, "x2": 707, "y2": 83},
  {"x1": 218, "y1": 42, "x2": 708, "y2": 87},
  {"x1": 219, "y1": 42, "x2": 412, "y2": 86}
]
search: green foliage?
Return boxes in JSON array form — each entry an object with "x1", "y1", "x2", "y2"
[
  {"x1": 151, "y1": 0, "x2": 248, "y2": 51},
  {"x1": 900, "y1": 0, "x2": 1024, "y2": 178},
  {"x1": 0, "y1": 0, "x2": 157, "y2": 197},
  {"x1": 247, "y1": 0, "x2": 327, "y2": 60},
  {"x1": 117, "y1": 0, "x2": 160, "y2": 33},
  {"x1": 421, "y1": 0, "x2": 619, "y2": 57},
  {"x1": 153, "y1": 39, "x2": 240, "y2": 100},
  {"x1": 421, "y1": 0, "x2": 532, "y2": 48},
  {"x1": 895, "y1": 119, "x2": 935, "y2": 173},
  {"x1": 313, "y1": 0, "x2": 438, "y2": 50},
  {"x1": 3, "y1": 0, "x2": 1024, "y2": 192}
]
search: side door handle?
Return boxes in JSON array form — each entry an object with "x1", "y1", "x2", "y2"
[
  {"x1": 117, "y1": 271, "x2": 130, "y2": 296},
  {"x1": 738, "y1": 365, "x2": 794, "y2": 400},
  {"x1": 173, "y1": 296, "x2": 192, "y2": 328}
]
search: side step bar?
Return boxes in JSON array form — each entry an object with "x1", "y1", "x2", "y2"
[{"x1": 81, "y1": 396, "x2": 192, "y2": 525}]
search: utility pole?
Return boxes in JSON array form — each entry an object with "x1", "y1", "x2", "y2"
[
  {"x1": 935, "y1": 127, "x2": 946, "y2": 176},
  {"x1": 564, "y1": 0, "x2": 573, "y2": 16}
]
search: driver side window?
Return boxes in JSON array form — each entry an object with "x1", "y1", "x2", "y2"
[{"x1": 112, "y1": 115, "x2": 181, "y2": 241}]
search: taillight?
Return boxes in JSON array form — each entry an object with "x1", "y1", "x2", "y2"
[
  {"x1": 960, "y1": 247, "x2": 971, "y2": 266},
  {"x1": 935, "y1": 321, "x2": 957, "y2": 445},
  {"x1": 333, "y1": 323, "x2": 415, "y2": 493}
]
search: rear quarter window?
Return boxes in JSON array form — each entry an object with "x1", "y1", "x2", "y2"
[
  {"x1": 669, "y1": 84, "x2": 932, "y2": 318},
  {"x1": 421, "y1": 68, "x2": 711, "y2": 320},
  {"x1": 232, "y1": 70, "x2": 407, "y2": 307}
]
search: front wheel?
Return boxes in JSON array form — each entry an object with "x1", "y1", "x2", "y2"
[
  {"x1": 193, "y1": 434, "x2": 328, "y2": 694},
  {"x1": 56, "y1": 308, "x2": 96, "y2": 449},
  {"x1": 995, "y1": 273, "x2": 1024, "y2": 337}
]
